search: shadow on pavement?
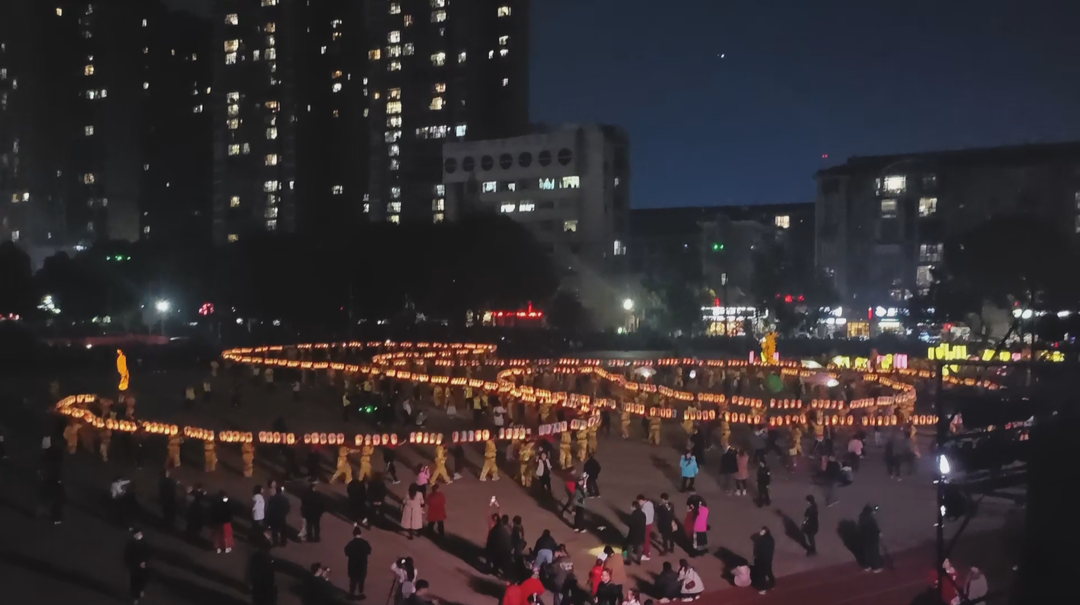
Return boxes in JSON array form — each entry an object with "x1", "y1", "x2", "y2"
[
  {"x1": 713, "y1": 546, "x2": 749, "y2": 585},
  {"x1": 776, "y1": 510, "x2": 809, "y2": 553},
  {"x1": 837, "y1": 519, "x2": 864, "y2": 566},
  {"x1": 152, "y1": 570, "x2": 250, "y2": 605},
  {"x1": 0, "y1": 551, "x2": 120, "y2": 601}
]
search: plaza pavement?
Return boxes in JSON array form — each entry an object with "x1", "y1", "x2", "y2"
[{"x1": 0, "y1": 364, "x2": 1019, "y2": 605}]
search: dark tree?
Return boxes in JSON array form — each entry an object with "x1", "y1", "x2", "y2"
[{"x1": 0, "y1": 242, "x2": 35, "y2": 315}]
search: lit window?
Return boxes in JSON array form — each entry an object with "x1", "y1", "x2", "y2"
[
  {"x1": 332, "y1": 185, "x2": 344, "y2": 195},
  {"x1": 774, "y1": 215, "x2": 790, "y2": 229},
  {"x1": 482, "y1": 181, "x2": 497, "y2": 193},
  {"x1": 388, "y1": 202, "x2": 402, "y2": 213},
  {"x1": 369, "y1": 49, "x2": 381, "y2": 60},
  {"x1": 266, "y1": 127, "x2": 277, "y2": 139},
  {"x1": 386, "y1": 101, "x2": 402, "y2": 114},
  {"x1": 265, "y1": 100, "x2": 280, "y2": 112},
  {"x1": 615, "y1": 177, "x2": 621, "y2": 187},
  {"x1": 388, "y1": 144, "x2": 401, "y2": 157},
  {"x1": 193, "y1": 105, "x2": 203, "y2": 113},
  {"x1": 227, "y1": 119, "x2": 239, "y2": 130},
  {"x1": 614, "y1": 240, "x2": 627, "y2": 256},
  {"x1": 404, "y1": 15, "x2": 414, "y2": 26},
  {"x1": 389, "y1": 88, "x2": 402, "y2": 99},
  {"x1": 499, "y1": 36, "x2": 509, "y2": 46},
  {"x1": 432, "y1": 198, "x2": 445, "y2": 211},
  {"x1": 332, "y1": 82, "x2": 342, "y2": 93},
  {"x1": 387, "y1": 45, "x2": 402, "y2": 58},
  {"x1": 82, "y1": 173, "x2": 96, "y2": 184},
  {"x1": 498, "y1": 6, "x2": 512, "y2": 17},
  {"x1": 56, "y1": 8, "x2": 62, "y2": 16},
  {"x1": 500, "y1": 48, "x2": 509, "y2": 57},
  {"x1": 266, "y1": 48, "x2": 276, "y2": 60},
  {"x1": 431, "y1": 52, "x2": 446, "y2": 66},
  {"x1": 84, "y1": 64, "x2": 94, "y2": 76},
  {"x1": 264, "y1": 181, "x2": 280, "y2": 192},
  {"x1": 227, "y1": 92, "x2": 240, "y2": 102},
  {"x1": 391, "y1": 187, "x2": 402, "y2": 199},
  {"x1": 879, "y1": 175, "x2": 906, "y2": 194},
  {"x1": 388, "y1": 31, "x2": 401, "y2": 43},
  {"x1": 385, "y1": 130, "x2": 402, "y2": 142},
  {"x1": 561, "y1": 176, "x2": 580, "y2": 189},
  {"x1": 432, "y1": 10, "x2": 447, "y2": 22},
  {"x1": 228, "y1": 234, "x2": 239, "y2": 243},
  {"x1": 430, "y1": 97, "x2": 444, "y2": 110},
  {"x1": 389, "y1": 215, "x2": 400, "y2": 224},
  {"x1": 265, "y1": 207, "x2": 278, "y2": 219},
  {"x1": 265, "y1": 23, "x2": 276, "y2": 33},
  {"x1": 388, "y1": 61, "x2": 402, "y2": 71},
  {"x1": 143, "y1": 226, "x2": 151, "y2": 235},
  {"x1": 403, "y1": 43, "x2": 414, "y2": 55},
  {"x1": 228, "y1": 104, "x2": 240, "y2": 117},
  {"x1": 390, "y1": 2, "x2": 401, "y2": 14},
  {"x1": 363, "y1": 203, "x2": 371, "y2": 213},
  {"x1": 563, "y1": 220, "x2": 578, "y2": 233},
  {"x1": 455, "y1": 124, "x2": 467, "y2": 137},
  {"x1": 539, "y1": 178, "x2": 555, "y2": 190},
  {"x1": 507, "y1": 183, "x2": 517, "y2": 192},
  {"x1": 388, "y1": 116, "x2": 402, "y2": 127},
  {"x1": 519, "y1": 202, "x2": 535, "y2": 212},
  {"x1": 500, "y1": 203, "x2": 516, "y2": 213},
  {"x1": 390, "y1": 159, "x2": 400, "y2": 171},
  {"x1": 242, "y1": 143, "x2": 250, "y2": 154},
  {"x1": 262, "y1": 0, "x2": 278, "y2": 5},
  {"x1": 228, "y1": 144, "x2": 241, "y2": 156},
  {"x1": 916, "y1": 265, "x2": 933, "y2": 288},
  {"x1": 225, "y1": 14, "x2": 238, "y2": 25},
  {"x1": 918, "y1": 197, "x2": 937, "y2": 217},
  {"x1": 11, "y1": 230, "x2": 19, "y2": 242},
  {"x1": 84, "y1": 125, "x2": 94, "y2": 136},
  {"x1": 502, "y1": 78, "x2": 509, "y2": 87},
  {"x1": 881, "y1": 199, "x2": 898, "y2": 218},
  {"x1": 225, "y1": 53, "x2": 237, "y2": 65},
  {"x1": 224, "y1": 40, "x2": 239, "y2": 53},
  {"x1": 434, "y1": 83, "x2": 446, "y2": 93},
  {"x1": 919, "y1": 243, "x2": 944, "y2": 263},
  {"x1": 431, "y1": 0, "x2": 446, "y2": 6},
  {"x1": 457, "y1": 51, "x2": 467, "y2": 63},
  {"x1": 433, "y1": 213, "x2": 445, "y2": 223},
  {"x1": 230, "y1": 196, "x2": 240, "y2": 208},
  {"x1": 265, "y1": 154, "x2": 278, "y2": 166}
]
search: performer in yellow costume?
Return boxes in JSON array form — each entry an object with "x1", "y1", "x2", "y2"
[
  {"x1": 559, "y1": 430, "x2": 573, "y2": 469},
  {"x1": 621, "y1": 409, "x2": 632, "y2": 439},
  {"x1": 587, "y1": 424, "x2": 599, "y2": 456},
  {"x1": 242, "y1": 441, "x2": 255, "y2": 477},
  {"x1": 540, "y1": 400, "x2": 553, "y2": 422},
  {"x1": 167, "y1": 434, "x2": 183, "y2": 468},
  {"x1": 648, "y1": 415, "x2": 662, "y2": 445},
  {"x1": 330, "y1": 446, "x2": 353, "y2": 483},
  {"x1": 64, "y1": 419, "x2": 80, "y2": 454},
  {"x1": 433, "y1": 385, "x2": 445, "y2": 408},
  {"x1": 518, "y1": 441, "x2": 535, "y2": 487},
  {"x1": 431, "y1": 443, "x2": 452, "y2": 484},
  {"x1": 204, "y1": 439, "x2": 218, "y2": 472},
  {"x1": 99, "y1": 424, "x2": 112, "y2": 462},
  {"x1": 358, "y1": 443, "x2": 374, "y2": 480},
  {"x1": 479, "y1": 439, "x2": 499, "y2": 481},
  {"x1": 720, "y1": 415, "x2": 731, "y2": 448},
  {"x1": 788, "y1": 425, "x2": 803, "y2": 458},
  {"x1": 682, "y1": 407, "x2": 696, "y2": 434},
  {"x1": 116, "y1": 349, "x2": 130, "y2": 392}
]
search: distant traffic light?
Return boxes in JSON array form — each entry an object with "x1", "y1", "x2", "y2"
[{"x1": 712, "y1": 242, "x2": 724, "y2": 251}]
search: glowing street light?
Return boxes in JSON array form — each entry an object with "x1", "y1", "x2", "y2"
[
  {"x1": 938, "y1": 455, "x2": 951, "y2": 475},
  {"x1": 623, "y1": 298, "x2": 634, "y2": 311},
  {"x1": 155, "y1": 300, "x2": 171, "y2": 313}
]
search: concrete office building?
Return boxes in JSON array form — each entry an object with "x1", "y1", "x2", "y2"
[
  {"x1": 442, "y1": 124, "x2": 630, "y2": 320},
  {"x1": 815, "y1": 141, "x2": 1080, "y2": 308}
]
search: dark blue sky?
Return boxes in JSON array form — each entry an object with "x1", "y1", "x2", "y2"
[{"x1": 173, "y1": 0, "x2": 1080, "y2": 209}]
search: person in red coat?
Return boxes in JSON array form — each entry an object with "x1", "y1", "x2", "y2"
[{"x1": 425, "y1": 483, "x2": 446, "y2": 538}]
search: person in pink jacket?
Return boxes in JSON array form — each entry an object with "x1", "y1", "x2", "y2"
[
  {"x1": 735, "y1": 450, "x2": 750, "y2": 496},
  {"x1": 692, "y1": 501, "x2": 710, "y2": 555}
]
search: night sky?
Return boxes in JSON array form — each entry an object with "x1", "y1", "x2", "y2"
[{"x1": 171, "y1": 0, "x2": 1080, "y2": 209}]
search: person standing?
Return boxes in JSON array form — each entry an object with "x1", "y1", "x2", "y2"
[
  {"x1": 300, "y1": 482, "x2": 325, "y2": 543},
  {"x1": 572, "y1": 476, "x2": 589, "y2": 533},
  {"x1": 492, "y1": 400, "x2": 507, "y2": 428},
  {"x1": 550, "y1": 545, "x2": 576, "y2": 605},
  {"x1": 626, "y1": 500, "x2": 647, "y2": 564},
  {"x1": 735, "y1": 449, "x2": 750, "y2": 496},
  {"x1": 679, "y1": 450, "x2": 699, "y2": 493},
  {"x1": 347, "y1": 476, "x2": 369, "y2": 527},
  {"x1": 251, "y1": 485, "x2": 267, "y2": 545},
  {"x1": 384, "y1": 447, "x2": 400, "y2": 484},
  {"x1": 48, "y1": 478, "x2": 66, "y2": 525},
  {"x1": 479, "y1": 438, "x2": 499, "y2": 482},
  {"x1": 859, "y1": 504, "x2": 883, "y2": 572},
  {"x1": 415, "y1": 464, "x2": 431, "y2": 495},
  {"x1": 584, "y1": 454, "x2": 601, "y2": 498},
  {"x1": 400, "y1": 483, "x2": 425, "y2": 540},
  {"x1": 267, "y1": 485, "x2": 291, "y2": 547},
  {"x1": 756, "y1": 461, "x2": 772, "y2": 507},
  {"x1": 535, "y1": 450, "x2": 553, "y2": 497},
  {"x1": 656, "y1": 493, "x2": 676, "y2": 555},
  {"x1": 884, "y1": 437, "x2": 899, "y2": 479},
  {"x1": 124, "y1": 528, "x2": 150, "y2": 604},
  {"x1": 719, "y1": 445, "x2": 738, "y2": 494},
  {"x1": 638, "y1": 494, "x2": 655, "y2": 561},
  {"x1": 368, "y1": 474, "x2": 388, "y2": 527},
  {"x1": 425, "y1": 483, "x2": 447, "y2": 538},
  {"x1": 158, "y1": 471, "x2": 178, "y2": 532},
  {"x1": 692, "y1": 499, "x2": 710, "y2": 556},
  {"x1": 751, "y1": 527, "x2": 776, "y2": 594},
  {"x1": 344, "y1": 526, "x2": 371, "y2": 600},
  {"x1": 210, "y1": 491, "x2": 235, "y2": 554},
  {"x1": 802, "y1": 495, "x2": 819, "y2": 555},
  {"x1": 185, "y1": 485, "x2": 205, "y2": 545}
]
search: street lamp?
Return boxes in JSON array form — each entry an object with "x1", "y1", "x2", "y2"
[
  {"x1": 155, "y1": 300, "x2": 171, "y2": 313},
  {"x1": 622, "y1": 298, "x2": 634, "y2": 311}
]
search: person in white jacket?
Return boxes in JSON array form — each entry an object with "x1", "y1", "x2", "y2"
[
  {"x1": 251, "y1": 485, "x2": 266, "y2": 543},
  {"x1": 677, "y1": 558, "x2": 704, "y2": 602}
]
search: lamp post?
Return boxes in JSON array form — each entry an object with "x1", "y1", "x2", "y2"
[{"x1": 155, "y1": 299, "x2": 170, "y2": 336}]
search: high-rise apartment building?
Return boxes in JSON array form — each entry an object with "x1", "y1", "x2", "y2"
[
  {"x1": 363, "y1": 0, "x2": 529, "y2": 224},
  {"x1": 1, "y1": 1, "x2": 212, "y2": 255}
]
